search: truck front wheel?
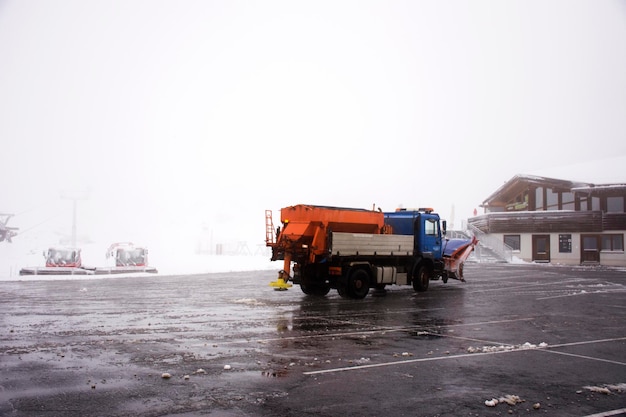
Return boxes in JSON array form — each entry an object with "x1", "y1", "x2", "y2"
[
  {"x1": 347, "y1": 269, "x2": 370, "y2": 299},
  {"x1": 412, "y1": 265, "x2": 430, "y2": 292}
]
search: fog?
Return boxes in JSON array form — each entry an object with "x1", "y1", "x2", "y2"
[{"x1": 2, "y1": 1, "x2": 625, "y2": 261}]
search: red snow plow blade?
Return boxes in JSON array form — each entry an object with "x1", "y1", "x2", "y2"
[{"x1": 443, "y1": 236, "x2": 478, "y2": 281}]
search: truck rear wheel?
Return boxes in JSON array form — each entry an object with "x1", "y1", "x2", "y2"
[
  {"x1": 347, "y1": 268, "x2": 370, "y2": 299},
  {"x1": 412, "y1": 265, "x2": 430, "y2": 292},
  {"x1": 300, "y1": 282, "x2": 331, "y2": 296},
  {"x1": 299, "y1": 265, "x2": 331, "y2": 296}
]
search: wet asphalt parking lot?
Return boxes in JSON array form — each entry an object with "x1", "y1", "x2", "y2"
[{"x1": 1, "y1": 262, "x2": 625, "y2": 417}]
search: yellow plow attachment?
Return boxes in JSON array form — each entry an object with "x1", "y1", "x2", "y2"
[{"x1": 269, "y1": 270, "x2": 293, "y2": 291}]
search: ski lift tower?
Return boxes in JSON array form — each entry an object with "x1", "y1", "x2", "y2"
[
  {"x1": 0, "y1": 213, "x2": 18, "y2": 243},
  {"x1": 60, "y1": 189, "x2": 90, "y2": 247}
]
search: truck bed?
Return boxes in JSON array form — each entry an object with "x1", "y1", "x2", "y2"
[{"x1": 331, "y1": 232, "x2": 413, "y2": 256}]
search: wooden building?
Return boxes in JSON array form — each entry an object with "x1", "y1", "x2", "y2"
[{"x1": 468, "y1": 175, "x2": 626, "y2": 266}]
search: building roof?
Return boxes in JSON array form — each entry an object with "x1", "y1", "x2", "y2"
[
  {"x1": 481, "y1": 174, "x2": 626, "y2": 208},
  {"x1": 571, "y1": 183, "x2": 626, "y2": 193}
]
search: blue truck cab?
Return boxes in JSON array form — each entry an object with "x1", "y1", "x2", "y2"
[{"x1": 383, "y1": 208, "x2": 447, "y2": 260}]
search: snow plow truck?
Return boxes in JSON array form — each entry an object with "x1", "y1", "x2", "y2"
[{"x1": 265, "y1": 204, "x2": 477, "y2": 299}]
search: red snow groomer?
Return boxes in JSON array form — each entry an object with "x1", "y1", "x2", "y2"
[
  {"x1": 106, "y1": 242, "x2": 148, "y2": 267},
  {"x1": 20, "y1": 246, "x2": 89, "y2": 275},
  {"x1": 45, "y1": 247, "x2": 83, "y2": 267},
  {"x1": 98, "y1": 242, "x2": 157, "y2": 274}
]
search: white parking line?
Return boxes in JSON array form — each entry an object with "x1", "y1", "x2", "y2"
[
  {"x1": 303, "y1": 336, "x2": 626, "y2": 375},
  {"x1": 549, "y1": 336, "x2": 626, "y2": 349},
  {"x1": 303, "y1": 349, "x2": 530, "y2": 375},
  {"x1": 542, "y1": 350, "x2": 626, "y2": 366},
  {"x1": 582, "y1": 408, "x2": 626, "y2": 417}
]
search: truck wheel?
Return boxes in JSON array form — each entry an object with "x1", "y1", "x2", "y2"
[
  {"x1": 300, "y1": 282, "x2": 331, "y2": 296},
  {"x1": 412, "y1": 265, "x2": 429, "y2": 292},
  {"x1": 348, "y1": 269, "x2": 370, "y2": 299}
]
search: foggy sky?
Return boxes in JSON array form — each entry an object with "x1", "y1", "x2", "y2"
[{"x1": 1, "y1": 0, "x2": 625, "y2": 248}]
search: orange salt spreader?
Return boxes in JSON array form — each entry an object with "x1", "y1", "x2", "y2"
[{"x1": 265, "y1": 204, "x2": 385, "y2": 290}]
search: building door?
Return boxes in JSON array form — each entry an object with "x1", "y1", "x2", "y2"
[
  {"x1": 581, "y1": 235, "x2": 600, "y2": 264},
  {"x1": 532, "y1": 235, "x2": 551, "y2": 262}
]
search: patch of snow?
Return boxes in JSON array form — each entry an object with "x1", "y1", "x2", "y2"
[
  {"x1": 584, "y1": 386, "x2": 611, "y2": 395},
  {"x1": 468, "y1": 342, "x2": 548, "y2": 354},
  {"x1": 232, "y1": 298, "x2": 265, "y2": 306},
  {"x1": 584, "y1": 383, "x2": 626, "y2": 394},
  {"x1": 484, "y1": 394, "x2": 523, "y2": 407},
  {"x1": 608, "y1": 383, "x2": 626, "y2": 392},
  {"x1": 510, "y1": 256, "x2": 529, "y2": 264}
]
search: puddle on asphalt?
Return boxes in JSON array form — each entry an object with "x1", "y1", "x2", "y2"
[
  {"x1": 411, "y1": 317, "x2": 460, "y2": 327},
  {"x1": 221, "y1": 369, "x2": 291, "y2": 383}
]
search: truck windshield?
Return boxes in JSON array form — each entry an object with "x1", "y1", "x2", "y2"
[
  {"x1": 116, "y1": 249, "x2": 145, "y2": 265},
  {"x1": 48, "y1": 250, "x2": 76, "y2": 264}
]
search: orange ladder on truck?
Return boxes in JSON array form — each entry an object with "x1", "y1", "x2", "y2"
[{"x1": 265, "y1": 210, "x2": 275, "y2": 246}]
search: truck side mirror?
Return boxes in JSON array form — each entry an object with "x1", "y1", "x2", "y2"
[{"x1": 442, "y1": 220, "x2": 447, "y2": 235}]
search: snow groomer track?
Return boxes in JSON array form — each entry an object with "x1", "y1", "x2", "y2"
[
  {"x1": 1, "y1": 263, "x2": 624, "y2": 417},
  {"x1": 18, "y1": 265, "x2": 158, "y2": 275}
]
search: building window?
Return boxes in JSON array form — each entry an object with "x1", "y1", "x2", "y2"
[
  {"x1": 602, "y1": 234, "x2": 624, "y2": 252},
  {"x1": 607, "y1": 196, "x2": 625, "y2": 213},
  {"x1": 583, "y1": 236, "x2": 599, "y2": 250},
  {"x1": 535, "y1": 187, "x2": 544, "y2": 211},
  {"x1": 562, "y1": 192, "x2": 575, "y2": 210},
  {"x1": 504, "y1": 235, "x2": 521, "y2": 251},
  {"x1": 506, "y1": 192, "x2": 529, "y2": 211},
  {"x1": 546, "y1": 188, "x2": 559, "y2": 211},
  {"x1": 592, "y1": 197, "x2": 600, "y2": 211}
]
